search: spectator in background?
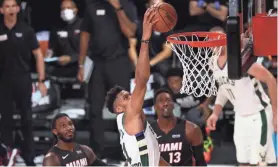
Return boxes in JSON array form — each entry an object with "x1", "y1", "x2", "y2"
[
  {"x1": 165, "y1": 68, "x2": 213, "y2": 160},
  {"x1": 188, "y1": 0, "x2": 228, "y2": 31},
  {"x1": 46, "y1": 0, "x2": 82, "y2": 78},
  {"x1": 0, "y1": 0, "x2": 47, "y2": 165},
  {"x1": 131, "y1": 0, "x2": 173, "y2": 76},
  {"x1": 77, "y1": 0, "x2": 138, "y2": 157},
  {"x1": 166, "y1": 0, "x2": 193, "y2": 32}
]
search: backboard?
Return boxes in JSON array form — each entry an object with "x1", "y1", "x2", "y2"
[{"x1": 226, "y1": 0, "x2": 276, "y2": 79}]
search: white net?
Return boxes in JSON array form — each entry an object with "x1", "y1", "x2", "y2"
[{"x1": 167, "y1": 33, "x2": 224, "y2": 97}]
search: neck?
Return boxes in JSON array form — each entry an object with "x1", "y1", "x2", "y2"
[
  {"x1": 4, "y1": 16, "x2": 17, "y2": 29},
  {"x1": 157, "y1": 116, "x2": 176, "y2": 133},
  {"x1": 57, "y1": 140, "x2": 75, "y2": 152}
]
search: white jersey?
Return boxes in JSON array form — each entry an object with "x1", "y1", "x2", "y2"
[
  {"x1": 116, "y1": 113, "x2": 160, "y2": 166},
  {"x1": 213, "y1": 63, "x2": 271, "y2": 116}
]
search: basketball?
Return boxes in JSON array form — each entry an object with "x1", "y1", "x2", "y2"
[{"x1": 152, "y1": 3, "x2": 178, "y2": 33}]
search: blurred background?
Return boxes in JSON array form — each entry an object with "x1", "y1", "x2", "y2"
[{"x1": 0, "y1": 0, "x2": 277, "y2": 166}]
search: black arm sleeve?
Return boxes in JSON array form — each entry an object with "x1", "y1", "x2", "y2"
[
  {"x1": 91, "y1": 158, "x2": 111, "y2": 166},
  {"x1": 192, "y1": 144, "x2": 207, "y2": 166}
]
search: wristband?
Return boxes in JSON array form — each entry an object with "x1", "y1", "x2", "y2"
[
  {"x1": 141, "y1": 39, "x2": 150, "y2": 43},
  {"x1": 115, "y1": 6, "x2": 124, "y2": 12}
]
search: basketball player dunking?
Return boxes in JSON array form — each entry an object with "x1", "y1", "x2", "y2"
[
  {"x1": 151, "y1": 88, "x2": 207, "y2": 166},
  {"x1": 105, "y1": 7, "x2": 170, "y2": 166},
  {"x1": 207, "y1": 27, "x2": 277, "y2": 166},
  {"x1": 42, "y1": 113, "x2": 109, "y2": 166}
]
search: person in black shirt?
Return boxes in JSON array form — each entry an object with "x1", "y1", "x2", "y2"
[
  {"x1": 188, "y1": 0, "x2": 228, "y2": 31},
  {"x1": 0, "y1": 0, "x2": 47, "y2": 165},
  {"x1": 77, "y1": 0, "x2": 138, "y2": 156},
  {"x1": 131, "y1": 0, "x2": 173, "y2": 77},
  {"x1": 151, "y1": 88, "x2": 206, "y2": 166},
  {"x1": 42, "y1": 113, "x2": 109, "y2": 166},
  {"x1": 47, "y1": 0, "x2": 83, "y2": 77}
]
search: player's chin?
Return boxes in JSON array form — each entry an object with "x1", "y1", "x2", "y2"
[
  {"x1": 62, "y1": 136, "x2": 75, "y2": 143},
  {"x1": 162, "y1": 114, "x2": 172, "y2": 118}
]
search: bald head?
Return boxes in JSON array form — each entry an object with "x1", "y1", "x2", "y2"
[{"x1": 210, "y1": 26, "x2": 225, "y2": 33}]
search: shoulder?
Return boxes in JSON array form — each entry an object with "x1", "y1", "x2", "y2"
[
  {"x1": 185, "y1": 121, "x2": 199, "y2": 138},
  {"x1": 43, "y1": 151, "x2": 60, "y2": 166},
  {"x1": 80, "y1": 144, "x2": 95, "y2": 154},
  {"x1": 18, "y1": 22, "x2": 33, "y2": 31},
  {"x1": 185, "y1": 121, "x2": 203, "y2": 145},
  {"x1": 80, "y1": 144, "x2": 96, "y2": 163}
]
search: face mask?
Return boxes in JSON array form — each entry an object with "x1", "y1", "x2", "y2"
[{"x1": 61, "y1": 9, "x2": 75, "y2": 22}]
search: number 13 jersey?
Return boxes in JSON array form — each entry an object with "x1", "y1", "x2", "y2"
[
  {"x1": 213, "y1": 63, "x2": 270, "y2": 116},
  {"x1": 151, "y1": 119, "x2": 193, "y2": 166}
]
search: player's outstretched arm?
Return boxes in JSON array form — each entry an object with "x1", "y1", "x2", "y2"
[
  {"x1": 129, "y1": 7, "x2": 159, "y2": 117},
  {"x1": 185, "y1": 121, "x2": 207, "y2": 166},
  {"x1": 248, "y1": 63, "x2": 277, "y2": 131},
  {"x1": 207, "y1": 87, "x2": 228, "y2": 130},
  {"x1": 80, "y1": 145, "x2": 109, "y2": 166},
  {"x1": 42, "y1": 152, "x2": 61, "y2": 166}
]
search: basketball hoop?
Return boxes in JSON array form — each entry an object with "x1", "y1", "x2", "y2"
[{"x1": 167, "y1": 32, "x2": 226, "y2": 97}]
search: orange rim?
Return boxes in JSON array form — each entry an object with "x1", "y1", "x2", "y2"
[{"x1": 167, "y1": 32, "x2": 227, "y2": 47}]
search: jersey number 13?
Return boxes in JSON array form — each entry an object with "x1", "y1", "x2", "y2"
[{"x1": 169, "y1": 152, "x2": 181, "y2": 164}]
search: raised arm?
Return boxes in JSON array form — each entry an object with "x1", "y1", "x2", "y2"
[
  {"x1": 128, "y1": 8, "x2": 159, "y2": 117},
  {"x1": 42, "y1": 152, "x2": 60, "y2": 166},
  {"x1": 207, "y1": 87, "x2": 229, "y2": 130}
]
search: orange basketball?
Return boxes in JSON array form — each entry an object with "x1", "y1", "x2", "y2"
[{"x1": 152, "y1": 3, "x2": 178, "y2": 33}]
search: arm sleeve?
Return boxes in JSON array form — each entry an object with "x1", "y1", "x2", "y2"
[
  {"x1": 81, "y1": 8, "x2": 93, "y2": 33},
  {"x1": 215, "y1": 87, "x2": 229, "y2": 107},
  {"x1": 28, "y1": 27, "x2": 40, "y2": 50},
  {"x1": 192, "y1": 144, "x2": 207, "y2": 166},
  {"x1": 219, "y1": 0, "x2": 229, "y2": 7},
  {"x1": 91, "y1": 158, "x2": 111, "y2": 166},
  {"x1": 124, "y1": 1, "x2": 139, "y2": 25}
]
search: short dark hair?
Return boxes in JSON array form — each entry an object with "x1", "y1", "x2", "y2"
[
  {"x1": 154, "y1": 87, "x2": 174, "y2": 104},
  {"x1": 166, "y1": 67, "x2": 183, "y2": 79},
  {"x1": 106, "y1": 85, "x2": 125, "y2": 113},
  {"x1": 61, "y1": 0, "x2": 77, "y2": 8},
  {"x1": 51, "y1": 113, "x2": 70, "y2": 130},
  {"x1": 0, "y1": 0, "x2": 21, "y2": 7}
]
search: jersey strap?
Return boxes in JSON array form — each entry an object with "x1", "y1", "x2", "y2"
[{"x1": 135, "y1": 131, "x2": 149, "y2": 166}]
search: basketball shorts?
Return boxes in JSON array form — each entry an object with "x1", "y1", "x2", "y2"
[{"x1": 233, "y1": 106, "x2": 276, "y2": 165}]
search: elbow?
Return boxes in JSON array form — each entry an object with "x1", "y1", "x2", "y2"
[
  {"x1": 219, "y1": 14, "x2": 227, "y2": 22},
  {"x1": 266, "y1": 76, "x2": 277, "y2": 87},
  {"x1": 189, "y1": 9, "x2": 197, "y2": 16},
  {"x1": 124, "y1": 30, "x2": 136, "y2": 39}
]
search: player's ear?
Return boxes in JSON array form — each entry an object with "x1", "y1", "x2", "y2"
[
  {"x1": 0, "y1": 8, "x2": 3, "y2": 14},
  {"x1": 15, "y1": 6, "x2": 20, "y2": 13},
  {"x1": 154, "y1": 104, "x2": 158, "y2": 113},
  {"x1": 116, "y1": 106, "x2": 123, "y2": 113},
  {"x1": 52, "y1": 129, "x2": 58, "y2": 136},
  {"x1": 73, "y1": 7, "x2": 78, "y2": 15}
]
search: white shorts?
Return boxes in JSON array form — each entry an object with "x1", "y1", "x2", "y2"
[{"x1": 234, "y1": 106, "x2": 276, "y2": 165}]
